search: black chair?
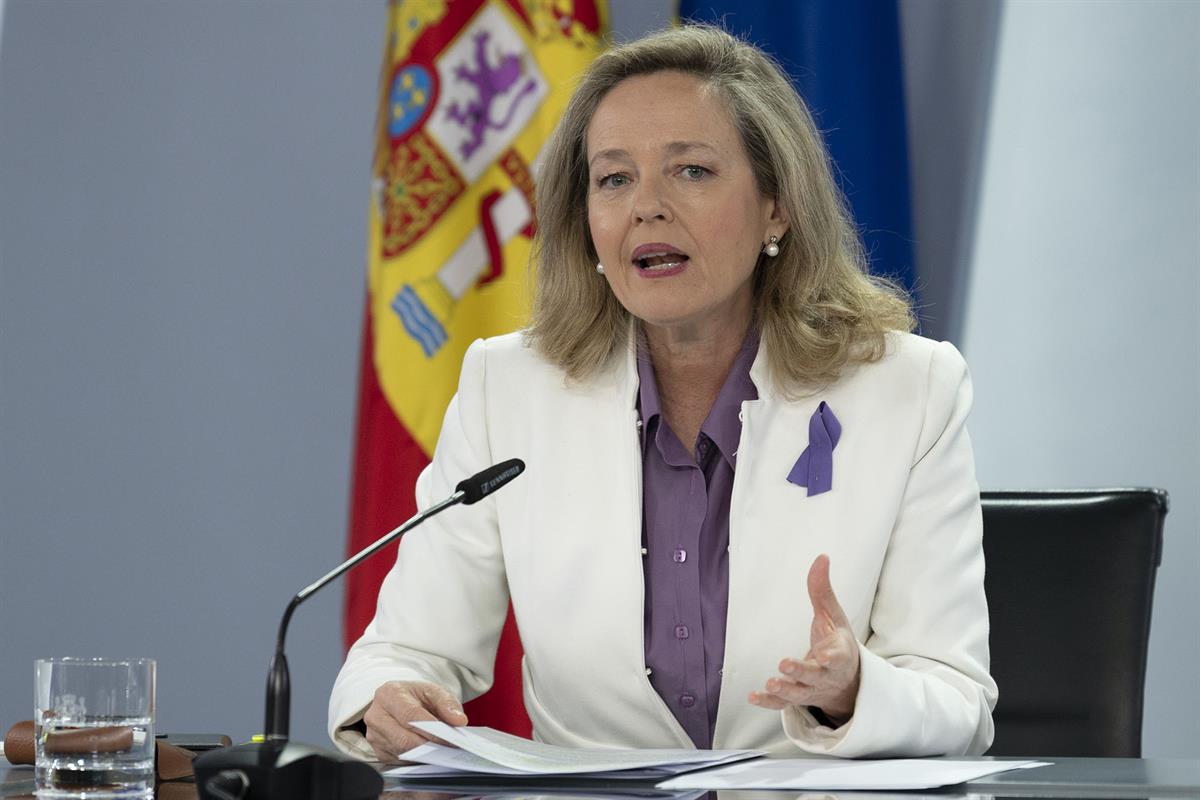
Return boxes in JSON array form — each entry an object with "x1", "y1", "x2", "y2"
[{"x1": 981, "y1": 488, "x2": 1167, "y2": 757}]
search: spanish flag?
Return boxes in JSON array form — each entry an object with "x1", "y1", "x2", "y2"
[{"x1": 345, "y1": 0, "x2": 608, "y2": 735}]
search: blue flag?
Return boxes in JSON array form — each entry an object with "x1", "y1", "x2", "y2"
[{"x1": 679, "y1": 1, "x2": 918, "y2": 305}]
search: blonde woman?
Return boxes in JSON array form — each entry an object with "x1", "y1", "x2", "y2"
[{"x1": 330, "y1": 25, "x2": 996, "y2": 761}]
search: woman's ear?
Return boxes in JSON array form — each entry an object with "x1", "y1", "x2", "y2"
[{"x1": 767, "y1": 195, "x2": 790, "y2": 240}]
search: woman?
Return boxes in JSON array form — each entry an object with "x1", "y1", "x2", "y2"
[{"x1": 329, "y1": 24, "x2": 996, "y2": 760}]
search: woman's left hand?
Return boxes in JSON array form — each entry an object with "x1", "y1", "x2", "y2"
[{"x1": 748, "y1": 554, "x2": 861, "y2": 725}]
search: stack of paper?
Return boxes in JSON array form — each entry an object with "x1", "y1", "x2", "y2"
[
  {"x1": 385, "y1": 722, "x2": 1048, "y2": 791},
  {"x1": 384, "y1": 722, "x2": 763, "y2": 780},
  {"x1": 656, "y1": 757, "x2": 1050, "y2": 791}
]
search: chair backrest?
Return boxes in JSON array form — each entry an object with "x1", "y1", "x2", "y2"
[{"x1": 981, "y1": 488, "x2": 1167, "y2": 757}]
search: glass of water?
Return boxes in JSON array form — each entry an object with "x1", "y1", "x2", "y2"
[{"x1": 34, "y1": 657, "x2": 156, "y2": 798}]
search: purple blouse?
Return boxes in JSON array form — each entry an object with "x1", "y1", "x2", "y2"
[{"x1": 637, "y1": 332, "x2": 759, "y2": 748}]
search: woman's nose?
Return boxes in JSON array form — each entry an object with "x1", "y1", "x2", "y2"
[{"x1": 632, "y1": 178, "x2": 673, "y2": 223}]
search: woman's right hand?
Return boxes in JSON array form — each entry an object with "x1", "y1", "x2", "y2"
[{"x1": 362, "y1": 680, "x2": 469, "y2": 763}]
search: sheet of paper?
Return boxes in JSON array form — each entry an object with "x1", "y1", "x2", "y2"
[
  {"x1": 402, "y1": 722, "x2": 762, "y2": 775},
  {"x1": 387, "y1": 743, "x2": 539, "y2": 776},
  {"x1": 384, "y1": 767, "x2": 710, "y2": 800},
  {"x1": 385, "y1": 743, "x2": 751, "y2": 781},
  {"x1": 656, "y1": 758, "x2": 1050, "y2": 790}
]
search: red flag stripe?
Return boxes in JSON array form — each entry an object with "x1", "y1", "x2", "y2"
[{"x1": 344, "y1": 297, "x2": 530, "y2": 735}]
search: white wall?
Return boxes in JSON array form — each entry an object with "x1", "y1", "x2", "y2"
[{"x1": 963, "y1": 0, "x2": 1200, "y2": 756}]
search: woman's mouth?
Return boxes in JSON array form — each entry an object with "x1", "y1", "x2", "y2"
[{"x1": 632, "y1": 244, "x2": 690, "y2": 273}]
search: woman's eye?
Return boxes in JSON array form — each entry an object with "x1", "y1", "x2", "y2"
[
  {"x1": 597, "y1": 173, "x2": 629, "y2": 188},
  {"x1": 681, "y1": 165, "x2": 709, "y2": 180}
]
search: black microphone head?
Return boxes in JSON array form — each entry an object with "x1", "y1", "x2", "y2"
[{"x1": 455, "y1": 458, "x2": 525, "y2": 505}]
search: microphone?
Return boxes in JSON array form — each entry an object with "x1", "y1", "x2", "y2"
[
  {"x1": 193, "y1": 459, "x2": 525, "y2": 800},
  {"x1": 456, "y1": 458, "x2": 526, "y2": 505}
]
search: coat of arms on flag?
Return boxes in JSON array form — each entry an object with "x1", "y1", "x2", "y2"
[
  {"x1": 369, "y1": 0, "x2": 606, "y2": 455},
  {"x1": 346, "y1": 0, "x2": 607, "y2": 735}
]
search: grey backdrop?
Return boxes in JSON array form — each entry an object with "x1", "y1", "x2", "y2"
[
  {"x1": 1, "y1": 0, "x2": 1193, "y2": 755},
  {"x1": 1, "y1": 1, "x2": 380, "y2": 746}
]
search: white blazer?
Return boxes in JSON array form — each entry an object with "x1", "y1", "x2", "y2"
[{"x1": 329, "y1": 330, "x2": 997, "y2": 759}]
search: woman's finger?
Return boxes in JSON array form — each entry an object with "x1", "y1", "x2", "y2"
[
  {"x1": 364, "y1": 709, "x2": 419, "y2": 763},
  {"x1": 747, "y1": 690, "x2": 790, "y2": 710},
  {"x1": 413, "y1": 682, "x2": 469, "y2": 727},
  {"x1": 364, "y1": 733, "x2": 401, "y2": 764},
  {"x1": 761, "y1": 676, "x2": 818, "y2": 707},
  {"x1": 779, "y1": 657, "x2": 826, "y2": 686},
  {"x1": 750, "y1": 560, "x2": 863, "y2": 722},
  {"x1": 366, "y1": 681, "x2": 464, "y2": 759},
  {"x1": 807, "y1": 555, "x2": 853, "y2": 632}
]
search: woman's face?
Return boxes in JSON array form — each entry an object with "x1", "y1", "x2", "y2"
[{"x1": 585, "y1": 70, "x2": 784, "y2": 339}]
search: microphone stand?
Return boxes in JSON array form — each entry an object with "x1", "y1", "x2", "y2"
[
  {"x1": 193, "y1": 459, "x2": 524, "y2": 800},
  {"x1": 263, "y1": 490, "x2": 465, "y2": 745}
]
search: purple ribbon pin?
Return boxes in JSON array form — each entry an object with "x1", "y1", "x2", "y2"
[{"x1": 787, "y1": 401, "x2": 841, "y2": 497}]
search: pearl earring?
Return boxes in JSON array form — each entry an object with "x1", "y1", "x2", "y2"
[
  {"x1": 596, "y1": 262, "x2": 605, "y2": 275},
  {"x1": 764, "y1": 235, "x2": 780, "y2": 258}
]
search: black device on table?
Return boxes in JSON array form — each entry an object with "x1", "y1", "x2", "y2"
[{"x1": 157, "y1": 733, "x2": 232, "y2": 753}]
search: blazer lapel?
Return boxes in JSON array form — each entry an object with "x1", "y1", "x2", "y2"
[{"x1": 715, "y1": 344, "x2": 850, "y2": 748}]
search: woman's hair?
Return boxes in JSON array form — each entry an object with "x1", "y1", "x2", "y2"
[{"x1": 527, "y1": 24, "x2": 915, "y2": 391}]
